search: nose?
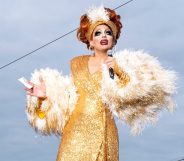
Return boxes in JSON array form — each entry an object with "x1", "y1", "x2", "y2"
[{"x1": 102, "y1": 31, "x2": 107, "y2": 38}]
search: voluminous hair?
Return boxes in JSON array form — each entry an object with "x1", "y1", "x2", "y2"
[{"x1": 77, "y1": 7, "x2": 123, "y2": 49}]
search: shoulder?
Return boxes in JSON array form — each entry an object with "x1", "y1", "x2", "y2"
[
  {"x1": 70, "y1": 54, "x2": 90, "y2": 65},
  {"x1": 70, "y1": 54, "x2": 90, "y2": 73}
]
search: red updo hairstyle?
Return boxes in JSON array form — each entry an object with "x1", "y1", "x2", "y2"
[{"x1": 77, "y1": 7, "x2": 123, "y2": 49}]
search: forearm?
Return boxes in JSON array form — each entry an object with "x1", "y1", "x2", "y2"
[
  {"x1": 25, "y1": 68, "x2": 78, "y2": 136},
  {"x1": 35, "y1": 97, "x2": 47, "y2": 119},
  {"x1": 101, "y1": 50, "x2": 177, "y2": 135},
  {"x1": 114, "y1": 61, "x2": 130, "y2": 87}
]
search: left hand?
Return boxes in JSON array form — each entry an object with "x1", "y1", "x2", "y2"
[{"x1": 104, "y1": 56, "x2": 116, "y2": 69}]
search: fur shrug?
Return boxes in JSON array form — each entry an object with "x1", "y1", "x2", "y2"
[
  {"x1": 26, "y1": 49, "x2": 177, "y2": 136},
  {"x1": 101, "y1": 49, "x2": 177, "y2": 135},
  {"x1": 26, "y1": 68, "x2": 78, "y2": 135}
]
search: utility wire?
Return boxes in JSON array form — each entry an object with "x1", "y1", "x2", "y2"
[
  {"x1": 113, "y1": 0, "x2": 134, "y2": 10},
  {"x1": 0, "y1": 0, "x2": 134, "y2": 70},
  {"x1": 0, "y1": 28, "x2": 77, "y2": 70}
]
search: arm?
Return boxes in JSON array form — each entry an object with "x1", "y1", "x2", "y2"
[
  {"x1": 113, "y1": 60, "x2": 130, "y2": 88},
  {"x1": 26, "y1": 68, "x2": 78, "y2": 135},
  {"x1": 101, "y1": 49, "x2": 177, "y2": 135}
]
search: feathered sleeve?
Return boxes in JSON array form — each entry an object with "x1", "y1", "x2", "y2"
[
  {"x1": 26, "y1": 68, "x2": 78, "y2": 135},
  {"x1": 101, "y1": 49, "x2": 177, "y2": 135}
]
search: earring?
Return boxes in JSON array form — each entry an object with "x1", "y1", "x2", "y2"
[
  {"x1": 89, "y1": 44, "x2": 94, "y2": 50},
  {"x1": 112, "y1": 45, "x2": 116, "y2": 55},
  {"x1": 108, "y1": 44, "x2": 116, "y2": 56}
]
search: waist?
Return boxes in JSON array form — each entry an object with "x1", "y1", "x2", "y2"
[{"x1": 74, "y1": 95, "x2": 104, "y2": 114}]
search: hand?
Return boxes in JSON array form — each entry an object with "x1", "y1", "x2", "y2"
[
  {"x1": 104, "y1": 56, "x2": 116, "y2": 69},
  {"x1": 24, "y1": 76, "x2": 46, "y2": 99}
]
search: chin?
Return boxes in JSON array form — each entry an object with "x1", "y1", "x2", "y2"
[{"x1": 98, "y1": 46, "x2": 111, "y2": 51}]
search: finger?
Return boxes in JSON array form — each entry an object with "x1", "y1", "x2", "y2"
[
  {"x1": 39, "y1": 76, "x2": 44, "y2": 83},
  {"x1": 104, "y1": 60, "x2": 111, "y2": 65},
  {"x1": 27, "y1": 81, "x2": 34, "y2": 86},
  {"x1": 104, "y1": 61, "x2": 110, "y2": 67},
  {"x1": 24, "y1": 88, "x2": 33, "y2": 92},
  {"x1": 107, "y1": 56, "x2": 114, "y2": 60},
  {"x1": 106, "y1": 61, "x2": 113, "y2": 65},
  {"x1": 27, "y1": 92, "x2": 36, "y2": 97},
  {"x1": 107, "y1": 63, "x2": 114, "y2": 68},
  {"x1": 107, "y1": 59, "x2": 116, "y2": 65},
  {"x1": 105, "y1": 58, "x2": 114, "y2": 63}
]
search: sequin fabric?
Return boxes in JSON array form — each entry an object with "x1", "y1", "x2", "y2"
[{"x1": 56, "y1": 55, "x2": 119, "y2": 161}]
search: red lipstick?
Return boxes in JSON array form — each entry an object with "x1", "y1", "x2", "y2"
[{"x1": 100, "y1": 39, "x2": 108, "y2": 45}]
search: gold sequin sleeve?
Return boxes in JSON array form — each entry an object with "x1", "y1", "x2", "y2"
[
  {"x1": 34, "y1": 97, "x2": 47, "y2": 119},
  {"x1": 113, "y1": 60, "x2": 130, "y2": 87}
]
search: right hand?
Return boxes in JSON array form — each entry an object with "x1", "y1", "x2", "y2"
[{"x1": 25, "y1": 76, "x2": 47, "y2": 99}]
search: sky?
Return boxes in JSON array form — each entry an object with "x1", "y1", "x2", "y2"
[{"x1": 0, "y1": 0, "x2": 184, "y2": 161}]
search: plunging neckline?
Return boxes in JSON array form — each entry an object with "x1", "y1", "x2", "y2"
[{"x1": 87, "y1": 55, "x2": 102, "y2": 75}]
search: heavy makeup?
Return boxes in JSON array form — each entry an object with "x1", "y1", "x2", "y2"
[
  {"x1": 88, "y1": 24, "x2": 115, "y2": 75},
  {"x1": 90, "y1": 24, "x2": 114, "y2": 52}
]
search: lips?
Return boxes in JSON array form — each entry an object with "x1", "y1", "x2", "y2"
[{"x1": 100, "y1": 39, "x2": 108, "y2": 45}]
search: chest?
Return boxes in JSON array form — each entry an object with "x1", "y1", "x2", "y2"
[
  {"x1": 88, "y1": 59, "x2": 102, "y2": 75},
  {"x1": 72, "y1": 56, "x2": 102, "y2": 93}
]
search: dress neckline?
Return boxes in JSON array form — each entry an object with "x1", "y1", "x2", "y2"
[{"x1": 86, "y1": 55, "x2": 102, "y2": 75}]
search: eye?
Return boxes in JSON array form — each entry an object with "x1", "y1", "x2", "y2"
[
  {"x1": 106, "y1": 30, "x2": 113, "y2": 36},
  {"x1": 94, "y1": 31, "x2": 101, "y2": 36}
]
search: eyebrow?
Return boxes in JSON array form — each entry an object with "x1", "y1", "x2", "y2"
[{"x1": 95, "y1": 29, "x2": 111, "y2": 32}]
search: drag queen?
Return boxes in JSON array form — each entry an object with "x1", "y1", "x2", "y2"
[{"x1": 25, "y1": 6, "x2": 177, "y2": 161}]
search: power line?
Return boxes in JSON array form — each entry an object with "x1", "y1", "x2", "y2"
[
  {"x1": 114, "y1": 0, "x2": 134, "y2": 10},
  {"x1": 0, "y1": 0, "x2": 134, "y2": 70},
  {"x1": 0, "y1": 28, "x2": 77, "y2": 70}
]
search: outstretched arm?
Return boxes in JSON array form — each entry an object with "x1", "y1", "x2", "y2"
[{"x1": 25, "y1": 68, "x2": 78, "y2": 136}]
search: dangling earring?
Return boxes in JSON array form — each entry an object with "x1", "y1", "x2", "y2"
[
  {"x1": 89, "y1": 44, "x2": 94, "y2": 51},
  {"x1": 112, "y1": 45, "x2": 116, "y2": 55},
  {"x1": 89, "y1": 44, "x2": 94, "y2": 56},
  {"x1": 108, "y1": 44, "x2": 116, "y2": 56}
]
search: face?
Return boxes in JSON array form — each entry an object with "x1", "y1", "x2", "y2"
[{"x1": 90, "y1": 24, "x2": 114, "y2": 51}]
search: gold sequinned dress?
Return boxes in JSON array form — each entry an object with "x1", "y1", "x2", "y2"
[
  {"x1": 26, "y1": 50, "x2": 176, "y2": 161},
  {"x1": 56, "y1": 55, "x2": 119, "y2": 161}
]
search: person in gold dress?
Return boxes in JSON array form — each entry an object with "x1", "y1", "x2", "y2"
[{"x1": 24, "y1": 5, "x2": 177, "y2": 161}]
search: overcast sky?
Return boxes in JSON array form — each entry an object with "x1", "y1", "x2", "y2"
[{"x1": 0, "y1": 0, "x2": 184, "y2": 161}]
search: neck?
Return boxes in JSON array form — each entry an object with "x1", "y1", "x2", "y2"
[{"x1": 92, "y1": 49, "x2": 108, "y2": 62}]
